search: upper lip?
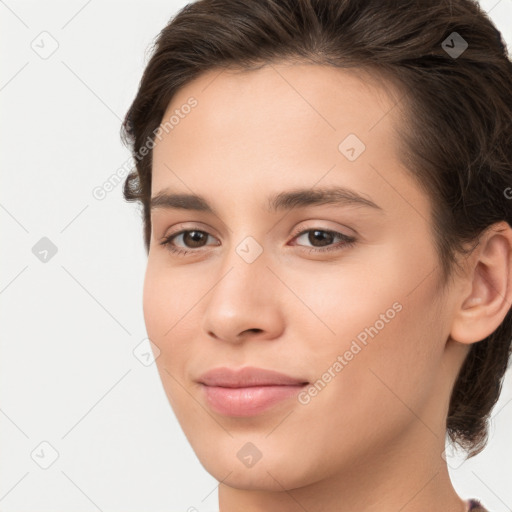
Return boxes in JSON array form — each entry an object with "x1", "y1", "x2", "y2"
[{"x1": 197, "y1": 366, "x2": 309, "y2": 387}]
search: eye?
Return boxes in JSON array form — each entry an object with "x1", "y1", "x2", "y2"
[
  {"x1": 290, "y1": 228, "x2": 356, "y2": 253},
  {"x1": 159, "y1": 229, "x2": 219, "y2": 255},
  {"x1": 159, "y1": 227, "x2": 356, "y2": 256}
]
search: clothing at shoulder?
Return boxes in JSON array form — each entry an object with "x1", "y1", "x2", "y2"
[
  {"x1": 209, "y1": 503, "x2": 489, "y2": 512},
  {"x1": 467, "y1": 498, "x2": 490, "y2": 511}
]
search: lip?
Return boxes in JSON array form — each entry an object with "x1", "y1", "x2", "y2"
[
  {"x1": 197, "y1": 366, "x2": 309, "y2": 417},
  {"x1": 197, "y1": 366, "x2": 308, "y2": 387}
]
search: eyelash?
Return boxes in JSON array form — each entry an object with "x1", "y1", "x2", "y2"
[{"x1": 159, "y1": 227, "x2": 356, "y2": 256}]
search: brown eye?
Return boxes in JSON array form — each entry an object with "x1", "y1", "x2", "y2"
[
  {"x1": 292, "y1": 228, "x2": 356, "y2": 252},
  {"x1": 305, "y1": 230, "x2": 335, "y2": 247},
  {"x1": 160, "y1": 229, "x2": 219, "y2": 255},
  {"x1": 179, "y1": 230, "x2": 209, "y2": 248}
]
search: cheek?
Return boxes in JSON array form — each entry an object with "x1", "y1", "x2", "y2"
[
  {"x1": 290, "y1": 241, "x2": 445, "y2": 411},
  {"x1": 289, "y1": 286, "x2": 445, "y2": 466},
  {"x1": 278, "y1": 246, "x2": 411, "y2": 352},
  {"x1": 142, "y1": 259, "x2": 199, "y2": 337},
  {"x1": 142, "y1": 263, "x2": 171, "y2": 340},
  {"x1": 142, "y1": 262, "x2": 185, "y2": 370},
  {"x1": 142, "y1": 262, "x2": 201, "y2": 414}
]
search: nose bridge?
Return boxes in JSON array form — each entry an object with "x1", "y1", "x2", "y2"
[
  {"x1": 201, "y1": 232, "x2": 281, "y2": 341},
  {"x1": 213, "y1": 233, "x2": 269, "y2": 302}
]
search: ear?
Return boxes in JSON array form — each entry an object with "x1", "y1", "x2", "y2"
[{"x1": 450, "y1": 221, "x2": 512, "y2": 344}]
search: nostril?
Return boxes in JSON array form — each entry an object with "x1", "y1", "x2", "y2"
[{"x1": 244, "y1": 328, "x2": 263, "y2": 335}]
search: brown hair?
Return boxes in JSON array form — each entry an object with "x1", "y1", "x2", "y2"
[{"x1": 121, "y1": 0, "x2": 512, "y2": 457}]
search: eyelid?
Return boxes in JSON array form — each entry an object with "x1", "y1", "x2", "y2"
[
  {"x1": 161, "y1": 221, "x2": 354, "y2": 244},
  {"x1": 160, "y1": 228, "x2": 220, "y2": 250},
  {"x1": 159, "y1": 222, "x2": 357, "y2": 257},
  {"x1": 161, "y1": 222, "x2": 219, "y2": 240},
  {"x1": 288, "y1": 222, "x2": 355, "y2": 242}
]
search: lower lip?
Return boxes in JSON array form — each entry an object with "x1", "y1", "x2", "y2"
[{"x1": 201, "y1": 384, "x2": 307, "y2": 417}]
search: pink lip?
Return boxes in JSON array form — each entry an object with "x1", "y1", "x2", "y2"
[{"x1": 197, "y1": 366, "x2": 309, "y2": 417}]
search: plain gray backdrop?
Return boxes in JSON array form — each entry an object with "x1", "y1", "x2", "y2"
[{"x1": 1, "y1": 0, "x2": 512, "y2": 511}]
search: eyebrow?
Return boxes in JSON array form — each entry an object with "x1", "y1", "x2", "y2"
[{"x1": 150, "y1": 186, "x2": 383, "y2": 215}]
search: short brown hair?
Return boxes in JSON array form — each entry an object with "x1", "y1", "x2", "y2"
[{"x1": 121, "y1": 0, "x2": 512, "y2": 457}]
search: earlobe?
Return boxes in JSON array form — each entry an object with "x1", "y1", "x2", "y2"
[{"x1": 449, "y1": 221, "x2": 512, "y2": 345}]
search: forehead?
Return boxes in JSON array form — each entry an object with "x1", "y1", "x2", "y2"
[
  {"x1": 150, "y1": 62, "x2": 422, "y2": 217},
  {"x1": 158, "y1": 63, "x2": 401, "y2": 144},
  {"x1": 168, "y1": 61, "x2": 398, "y2": 116}
]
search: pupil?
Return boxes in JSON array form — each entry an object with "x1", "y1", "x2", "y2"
[
  {"x1": 309, "y1": 230, "x2": 332, "y2": 247},
  {"x1": 185, "y1": 231, "x2": 205, "y2": 247}
]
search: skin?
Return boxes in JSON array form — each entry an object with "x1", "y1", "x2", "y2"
[{"x1": 144, "y1": 62, "x2": 512, "y2": 512}]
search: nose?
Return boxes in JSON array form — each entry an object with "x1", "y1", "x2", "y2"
[{"x1": 201, "y1": 241, "x2": 284, "y2": 344}]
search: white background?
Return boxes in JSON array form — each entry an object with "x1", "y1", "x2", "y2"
[{"x1": 1, "y1": 1, "x2": 511, "y2": 511}]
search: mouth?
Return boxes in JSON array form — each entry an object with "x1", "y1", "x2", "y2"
[
  {"x1": 197, "y1": 366, "x2": 309, "y2": 417},
  {"x1": 200, "y1": 383, "x2": 309, "y2": 417}
]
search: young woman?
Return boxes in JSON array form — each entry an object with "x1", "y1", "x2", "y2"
[{"x1": 121, "y1": 1, "x2": 512, "y2": 510}]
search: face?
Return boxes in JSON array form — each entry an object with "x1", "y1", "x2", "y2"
[{"x1": 144, "y1": 62, "x2": 465, "y2": 492}]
